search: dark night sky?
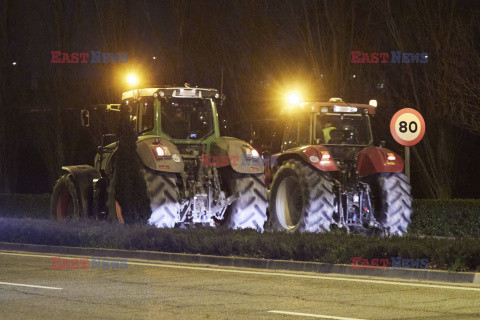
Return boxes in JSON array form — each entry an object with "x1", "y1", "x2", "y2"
[{"x1": 2, "y1": 0, "x2": 480, "y2": 198}]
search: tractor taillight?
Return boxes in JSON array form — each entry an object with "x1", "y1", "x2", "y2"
[
  {"x1": 244, "y1": 147, "x2": 261, "y2": 159},
  {"x1": 321, "y1": 151, "x2": 331, "y2": 161},
  {"x1": 155, "y1": 146, "x2": 165, "y2": 157},
  {"x1": 387, "y1": 153, "x2": 396, "y2": 161}
]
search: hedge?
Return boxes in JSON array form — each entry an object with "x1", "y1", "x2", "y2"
[
  {"x1": 0, "y1": 194, "x2": 50, "y2": 219},
  {"x1": 1, "y1": 195, "x2": 480, "y2": 238},
  {"x1": 410, "y1": 199, "x2": 480, "y2": 238},
  {"x1": 0, "y1": 217, "x2": 479, "y2": 272}
]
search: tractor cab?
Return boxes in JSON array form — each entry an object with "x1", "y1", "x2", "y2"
[
  {"x1": 280, "y1": 98, "x2": 377, "y2": 165},
  {"x1": 281, "y1": 98, "x2": 376, "y2": 151},
  {"x1": 120, "y1": 87, "x2": 224, "y2": 143}
]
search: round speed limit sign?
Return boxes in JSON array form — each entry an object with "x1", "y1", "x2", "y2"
[{"x1": 390, "y1": 108, "x2": 425, "y2": 146}]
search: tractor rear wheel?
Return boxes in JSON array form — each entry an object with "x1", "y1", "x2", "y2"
[
  {"x1": 222, "y1": 170, "x2": 268, "y2": 232},
  {"x1": 143, "y1": 168, "x2": 180, "y2": 228},
  {"x1": 51, "y1": 174, "x2": 83, "y2": 220},
  {"x1": 367, "y1": 172, "x2": 412, "y2": 236},
  {"x1": 269, "y1": 159, "x2": 335, "y2": 233}
]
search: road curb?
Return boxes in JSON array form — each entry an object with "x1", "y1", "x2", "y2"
[{"x1": 0, "y1": 241, "x2": 478, "y2": 284}]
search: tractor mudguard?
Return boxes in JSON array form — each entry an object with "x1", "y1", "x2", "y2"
[
  {"x1": 61, "y1": 165, "x2": 101, "y2": 217},
  {"x1": 104, "y1": 136, "x2": 184, "y2": 174},
  {"x1": 357, "y1": 146, "x2": 404, "y2": 177},
  {"x1": 136, "y1": 136, "x2": 184, "y2": 173},
  {"x1": 276, "y1": 146, "x2": 339, "y2": 172},
  {"x1": 210, "y1": 137, "x2": 264, "y2": 174}
]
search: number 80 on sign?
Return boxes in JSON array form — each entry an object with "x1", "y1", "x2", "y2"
[{"x1": 389, "y1": 108, "x2": 425, "y2": 146}]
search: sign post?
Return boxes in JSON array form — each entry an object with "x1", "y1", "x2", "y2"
[
  {"x1": 390, "y1": 108, "x2": 426, "y2": 182},
  {"x1": 405, "y1": 146, "x2": 410, "y2": 183}
]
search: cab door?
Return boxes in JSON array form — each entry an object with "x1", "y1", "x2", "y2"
[{"x1": 281, "y1": 113, "x2": 312, "y2": 152}]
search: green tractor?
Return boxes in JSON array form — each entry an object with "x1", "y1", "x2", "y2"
[{"x1": 51, "y1": 86, "x2": 267, "y2": 231}]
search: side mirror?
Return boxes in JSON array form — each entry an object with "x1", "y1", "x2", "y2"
[
  {"x1": 106, "y1": 104, "x2": 121, "y2": 112},
  {"x1": 249, "y1": 123, "x2": 259, "y2": 146},
  {"x1": 80, "y1": 109, "x2": 90, "y2": 127},
  {"x1": 215, "y1": 94, "x2": 227, "y2": 106},
  {"x1": 379, "y1": 140, "x2": 386, "y2": 148}
]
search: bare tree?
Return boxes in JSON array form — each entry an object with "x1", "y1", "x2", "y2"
[
  {"x1": 0, "y1": 0, "x2": 24, "y2": 193},
  {"x1": 378, "y1": 0, "x2": 479, "y2": 198}
]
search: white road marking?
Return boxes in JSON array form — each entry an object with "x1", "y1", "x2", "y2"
[
  {"x1": 268, "y1": 310, "x2": 366, "y2": 320},
  {"x1": 1, "y1": 251, "x2": 480, "y2": 292},
  {"x1": 0, "y1": 281, "x2": 62, "y2": 290}
]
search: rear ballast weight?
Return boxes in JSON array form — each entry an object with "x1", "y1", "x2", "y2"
[{"x1": 267, "y1": 98, "x2": 412, "y2": 236}]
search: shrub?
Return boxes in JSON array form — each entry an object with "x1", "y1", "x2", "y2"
[
  {"x1": 0, "y1": 194, "x2": 50, "y2": 218},
  {"x1": 2, "y1": 197, "x2": 480, "y2": 237},
  {"x1": 1, "y1": 217, "x2": 479, "y2": 272},
  {"x1": 410, "y1": 199, "x2": 480, "y2": 238}
]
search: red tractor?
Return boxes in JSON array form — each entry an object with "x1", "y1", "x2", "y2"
[{"x1": 266, "y1": 98, "x2": 412, "y2": 236}]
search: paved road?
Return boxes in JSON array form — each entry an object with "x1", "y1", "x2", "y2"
[{"x1": 0, "y1": 250, "x2": 479, "y2": 320}]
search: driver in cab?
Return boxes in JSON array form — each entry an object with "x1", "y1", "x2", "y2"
[
  {"x1": 322, "y1": 122, "x2": 336, "y2": 143},
  {"x1": 168, "y1": 108, "x2": 188, "y2": 139}
]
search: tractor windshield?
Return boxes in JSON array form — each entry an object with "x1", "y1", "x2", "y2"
[
  {"x1": 161, "y1": 98, "x2": 214, "y2": 140},
  {"x1": 315, "y1": 114, "x2": 372, "y2": 145}
]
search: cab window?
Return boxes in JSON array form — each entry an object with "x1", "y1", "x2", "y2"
[
  {"x1": 139, "y1": 97, "x2": 155, "y2": 133},
  {"x1": 121, "y1": 99, "x2": 138, "y2": 130},
  {"x1": 297, "y1": 113, "x2": 311, "y2": 145},
  {"x1": 282, "y1": 114, "x2": 311, "y2": 151},
  {"x1": 282, "y1": 122, "x2": 298, "y2": 151}
]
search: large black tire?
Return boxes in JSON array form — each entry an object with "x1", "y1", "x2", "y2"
[
  {"x1": 222, "y1": 170, "x2": 268, "y2": 232},
  {"x1": 51, "y1": 174, "x2": 83, "y2": 220},
  {"x1": 269, "y1": 159, "x2": 335, "y2": 233},
  {"x1": 367, "y1": 172, "x2": 412, "y2": 236},
  {"x1": 143, "y1": 168, "x2": 180, "y2": 228}
]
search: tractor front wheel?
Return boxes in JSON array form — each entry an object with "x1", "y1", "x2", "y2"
[
  {"x1": 51, "y1": 174, "x2": 82, "y2": 220},
  {"x1": 269, "y1": 159, "x2": 335, "y2": 233}
]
